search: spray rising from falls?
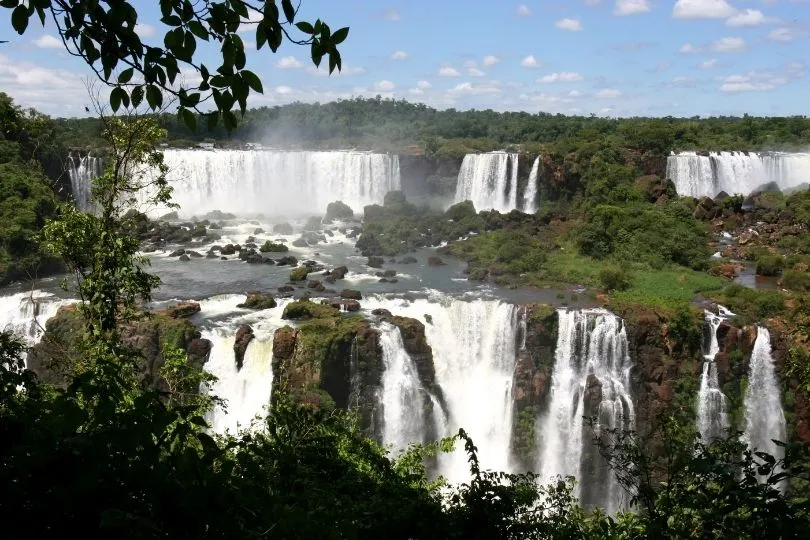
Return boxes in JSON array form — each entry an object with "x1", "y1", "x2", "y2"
[
  {"x1": 537, "y1": 308, "x2": 635, "y2": 514},
  {"x1": 696, "y1": 308, "x2": 731, "y2": 442},
  {"x1": 68, "y1": 153, "x2": 104, "y2": 211},
  {"x1": 667, "y1": 151, "x2": 810, "y2": 198},
  {"x1": 0, "y1": 291, "x2": 72, "y2": 365},
  {"x1": 522, "y1": 157, "x2": 540, "y2": 214},
  {"x1": 743, "y1": 327, "x2": 787, "y2": 468},
  {"x1": 453, "y1": 152, "x2": 521, "y2": 213},
  {"x1": 131, "y1": 149, "x2": 401, "y2": 218}
]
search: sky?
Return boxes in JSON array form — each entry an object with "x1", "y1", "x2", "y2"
[{"x1": 0, "y1": 0, "x2": 808, "y2": 118}]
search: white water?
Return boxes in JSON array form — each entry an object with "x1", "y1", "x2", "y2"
[
  {"x1": 667, "y1": 151, "x2": 810, "y2": 198},
  {"x1": 454, "y1": 152, "x2": 520, "y2": 213},
  {"x1": 0, "y1": 291, "x2": 72, "y2": 365},
  {"x1": 67, "y1": 154, "x2": 103, "y2": 211},
  {"x1": 743, "y1": 327, "x2": 787, "y2": 474},
  {"x1": 379, "y1": 322, "x2": 430, "y2": 453},
  {"x1": 364, "y1": 293, "x2": 518, "y2": 482},
  {"x1": 696, "y1": 309, "x2": 730, "y2": 442},
  {"x1": 130, "y1": 149, "x2": 401, "y2": 218},
  {"x1": 537, "y1": 308, "x2": 634, "y2": 514},
  {"x1": 202, "y1": 295, "x2": 292, "y2": 434},
  {"x1": 522, "y1": 156, "x2": 540, "y2": 214}
]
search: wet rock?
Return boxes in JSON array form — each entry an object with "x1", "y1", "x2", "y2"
[
  {"x1": 693, "y1": 196, "x2": 720, "y2": 221},
  {"x1": 367, "y1": 256, "x2": 384, "y2": 268},
  {"x1": 245, "y1": 253, "x2": 266, "y2": 264},
  {"x1": 340, "y1": 289, "x2": 362, "y2": 300},
  {"x1": 221, "y1": 244, "x2": 236, "y2": 255},
  {"x1": 327, "y1": 266, "x2": 348, "y2": 280},
  {"x1": 206, "y1": 250, "x2": 218, "y2": 259},
  {"x1": 260, "y1": 241, "x2": 288, "y2": 253},
  {"x1": 237, "y1": 291, "x2": 277, "y2": 310},
  {"x1": 272, "y1": 326, "x2": 297, "y2": 359},
  {"x1": 141, "y1": 243, "x2": 159, "y2": 253},
  {"x1": 178, "y1": 254, "x2": 190, "y2": 262},
  {"x1": 233, "y1": 324, "x2": 255, "y2": 369},
  {"x1": 276, "y1": 256, "x2": 298, "y2": 266},
  {"x1": 187, "y1": 250, "x2": 203, "y2": 258},
  {"x1": 254, "y1": 228, "x2": 265, "y2": 235},
  {"x1": 325, "y1": 298, "x2": 361, "y2": 312},
  {"x1": 159, "y1": 211, "x2": 179, "y2": 221},
  {"x1": 372, "y1": 308, "x2": 392, "y2": 317},
  {"x1": 273, "y1": 222, "x2": 294, "y2": 235},
  {"x1": 169, "y1": 249, "x2": 186, "y2": 257},
  {"x1": 583, "y1": 374, "x2": 603, "y2": 416},
  {"x1": 278, "y1": 285, "x2": 296, "y2": 293},
  {"x1": 290, "y1": 267, "x2": 311, "y2": 281},
  {"x1": 292, "y1": 238, "x2": 308, "y2": 248},
  {"x1": 220, "y1": 256, "x2": 228, "y2": 261},
  {"x1": 375, "y1": 269, "x2": 397, "y2": 278},
  {"x1": 427, "y1": 256, "x2": 446, "y2": 267},
  {"x1": 167, "y1": 301, "x2": 201, "y2": 319},
  {"x1": 398, "y1": 256, "x2": 418, "y2": 264},
  {"x1": 307, "y1": 279, "x2": 325, "y2": 292}
]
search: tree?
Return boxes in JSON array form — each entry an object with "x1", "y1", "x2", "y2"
[{"x1": 3, "y1": 0, "x2": 348, "y2": 130}]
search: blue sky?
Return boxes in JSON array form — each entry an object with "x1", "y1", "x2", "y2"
[{"x1": 1, "y1": 0, "x2": 808, "y2": 117}]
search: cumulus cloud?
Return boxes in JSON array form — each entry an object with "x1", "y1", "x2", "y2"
[
  {"x1": 447, "y1": 81, "x2": 501, "y2": 95},
  {"x1": 417, "y1": 80, "x2": 432, "y2": 89},
  {"x1": 408, "y1": 87, "x2": 424, "y2": 96},
  {"x1": 374, "y1": 80, "x2": 396, "y2": 91},
  {"x1": 679, "y1": 43, "x2": 701, "y2": 54},
  {"x1": 520, "y1": 55, "x2": 540, "y2": 68},
  {"x1": 135, "y1": 24, "x2": 156, "y2": 38},
  {"x1": 275, "y1": 85, "x2": 294, "y2": 94},
  {"x1": 538, "y1": 72, "x2": 583, "y2": 83},
  {"x1": 33, "y1": 35, "x2": 62, "y2": 49},
  {"x1": 439, "y1": 67, "x2": 461, "y2": 77},
  {"x1": 769, "y1": 28, "x2": 794, "y2": 42},
  {"x1": 483, "y1": 55, "x2": 500, "y2": 67},
  {"x1": 726, "y1": 9, "x2": 771, "y2": 27},
  {"x1": 517, "y1": 4, "x2": 531, "y2": 16},
  {"x1": 555, "y1": 18, "x2": 583, "y2": 31},
  {"x1": 712, "y1": 37, "x2": 746, "y2": 53},
  {"x1": 596, "y1": 88, "x2": 622, "y2": 99},
  {"x1": 699, "y1": 59, "x2": 719, "y2": 69},
  {"x1": 614, "y1": 0, "x2": 651, "y2": 16},
  {"x1": 673, "y1": 0, "x2": 736, "y2": 19},
  {"x1": 276, "y1": 56, "x2": 303, "y2": 69},
  {"x1": 0, "y1": 54, "x2": 95, "y2": 115},
  {"x1": 468, "y1": 67, "x2": 486, "y2": 77},
  {"x1": 391, "y1": 51, "x2": 408, "y2": 60}
]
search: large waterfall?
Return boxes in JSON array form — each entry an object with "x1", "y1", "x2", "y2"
[
  {"x1": 522, "y1": 157, "x2": 540, "y2": 214},
  {"x1": 743, "y1": 327, "x2": 787, "y2": 468},
  {"x1": 696, "y1": 309, "x2": 730, "y2": 442},
  {"x1": 0, "y1": 291, "x2": 71, "y2": 365},
  {"x1": 67, "y1": 154, "x2": 103, "y2": 211},
  {"x1": 453, "y1": 152, "x2": 520, "y2": 213},
  {"x1": 667, "y1": 151, "x2": 810, "y2": 198},
  {"x1": 536, "y1": 308, "x2": 635, "y2": 514},
  {"x1": 135, "y1": 149, "x2": 401, "y2": 218}
]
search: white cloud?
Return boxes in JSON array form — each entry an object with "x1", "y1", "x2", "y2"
[
  {"x1": 517, "y1": 4, "x2": 531, "y2": 16},
  {"x1": 596, "y1": 88, "x2": 622, "y2": 99},
  {"x1": 237, "y1": 10, "x2": 263, "y2": 33},
  {"x1": 135, "y1": 23, "x2": 156, "y2": 38},
  {"x1": 520, "y1": 55, "x2": 541, "y2": 68},
  {"x1": 712, "y1": 37, "x2": 746, "y2": 53},
  {"x1": 384, "y1": 8, "x2": 401, "y2": 21},
  {"x1": 276, "y1": 56, "x2": 303, "y2": 69},
  {"x1": 568, "y1": 90, "x2": 583, "y2": 97},
  {"x1": 679, "y1": 42, "x2": 701, "y2": 54},
  {"x1": 275, "y1": 85, "x2": 293, "y2": 95},
  {"x1": 416, "y1": 80, "x2": 432, "y2": 89},
  {"x1": 538, "y1": 72, "x2": 583, "y2": 83},
  {"x1": 0, "y1": 54, "x2": 96, "y2": 116},
  {"x1": 555, "y1": 18, "x2": 583, "y2": 31},
  {"x1": 671, "y1": 76, "x2": 696, "y2": 87},
  {"x1": 726, "y1": 9, "x2": 770, "y2": 27},
  {"x1": 33, "y1": 35, "x2": 62, "y2": 49},
  {"x1": 439, "y1": 67, "x2": 461, "y2": 77},
  {"x1": 374, "y1": 80, "x2": 396, "y2": 91},
  {"x1": 482, "y1": 55, "x2": 500, "y2": 67},
  {"x1": 718, "y1": 69, "x2": 796, "y2": 93},
  {"x1": 768, "y1": 28, "x2": 794, "y2": 42},
  {"x1": 699, "y1": 59, "x2": 719, "y2": 69},
  {"x1": 614, "y1": 0, "x2": 651, "y2": 16},
  {"x1": 448, "y1": 82, "x2": 502, "y2": 95},
  {"x1": 409, "y1": 87, "x2": 424, "y2": 96},
  {"x1": 673, "y1": 0, "x2": 736, "y2": 19},
  {"x1": 391, "y1": 51, "x2": 408, "y2": 60},
  {"x1": 468, "y1": 67, "x2": 486, "y2": 77}
]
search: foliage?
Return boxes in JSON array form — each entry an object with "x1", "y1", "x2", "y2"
[
  {"x1": 159, "y1": 344, "x2": 217, "y2": 412},
  {"x1": 599, "y1": 266, "x2": 632, "y2": 293},
  {"x1": 259, "y1": 240, "x2": 288, "y2": 252},
  {"x1": 783, "y1": 270, "x2": 810, "y2": 292},
  {"x1": 667, "y1": 305, "x2": 703, "y2": 355},
  {"x1": 757, "y1": 254, "x2": 785, "y2": 276},
  {"x1": 3, "y1": 0, "x2": 347, "y2": 131},
  {"x1": 711, "y1": 284, "x2": 787, "y2": 321}
]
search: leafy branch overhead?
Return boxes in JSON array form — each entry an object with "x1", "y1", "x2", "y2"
[{"x1": 3, "y1": 0, "x2": 349, "y2": 131}]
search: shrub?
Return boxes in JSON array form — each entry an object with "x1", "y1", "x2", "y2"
[
  {"x1": 782, "y1": 270, "x2": 810, "y2": 292},
  {"x1": 259, "y1": 241, "x2": 288, "y2": 253},
  {"x1": 755, "y1": 254, "x2": 784, "y2": 276},
  {"x1": 599, "y1": 267, "x2": 632, "y2": 292},
  {"x1": 445, "y1": 200, "x2": 477, "y2": 222}
]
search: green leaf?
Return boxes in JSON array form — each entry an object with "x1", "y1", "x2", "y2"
[
  {"x1": 110, "y1": 87, "x2": 123, "y2": 112},
  {"x1": 188, "y1": 20, "x2": 208, "y2": 41},
  {"x1": 255, "y1": 25, "x2": 267, "y2": 50},
  {"x1": 281, "y1": 0, "x2": 295, "y2": 23},
  {"x1": 131, "y1": 85, "x2": 144, "y2": 107},
  {"x1": 295, "y1": 21, "x2": 314, "y2": 34},
  {"x1": 332, "y1": 26, "x2": 349, "y2": 45},
  {"x1": 241, "y1": 70, "x2": 263, "y2": 93},
  {"x1": 117, "y1": 67, "x2": 134, "y2": 84},
  {"x1": 11, "y1": 5, "x2": 29, "y2": 34},
  {"x1": 146, "y1": 85, "x2": 162, "y2": 110},
  {"x1": 223, "y1": 110, "x2": 237, "y2": 131},
  {"x1": 207, "y1": 112, "x2": 219, "y2": 130}
]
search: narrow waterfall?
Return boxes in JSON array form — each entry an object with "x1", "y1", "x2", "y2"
[
  {"x1": 667, "y1": 151, "x2": 810, "y2": 198},
  {"x1": 379, "y1": 322, "x2": 430, "y2": 453},
  {"x1": 453, "y1": 152, "x2": 520, "y2": 213},
  {"x1": 363, "y1": 294, "x2": 518, "y2": 482},
  {"x1": 202, "y1": 296, "x2": 292, "y2": 434},
  {"x1": 537, "y1": 308, "x2": 635, "y2": 514},
  {"x1": 696, "y1": 309, "x2": 730, "y2": 442},
  {"x1": 67, "y1": 153, "x2": 103, "y2": 211},
  {"x1": 522, "y1": 156, "x2": 540, "y2": 214},
  {"x1": 137, "y1": 149, "x2": 401, "y2": 218},
  {"x1": 743, "y1": 327, "x2": 787, "y2": 471},
  {"x1": 0, "y1": 291, "x2": 71, "y2": 365}
]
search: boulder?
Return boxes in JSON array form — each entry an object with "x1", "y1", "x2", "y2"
[
  {"x1": 187, "y1": 250, "x2": 203, "y2": 258},
  {"x1": 292, "y1": 238, "x2": 308, "y2": 248},
  {"x1": 427, "y1": 256, "x2": 446, "y2": 267},
  {"x1": 372, "y1": 308, "x2": 392, "y2": 317},
  {"x1": 398, "y1": 256, "x2": 418, "y2": 264},
  {"x1": 273, "y1": 222, "x2": 294, "y2": 235},
  {"x1": 278, "y1": 285, "x2": 296, "y2": 293},
  {"x1": 178, "y1": 254, "x2": 190, "y2": 262},
  {"x1": 340, "y1": 289, "x2": 362, "y2": 300},
  {"x1": 205, "y1": 250, "x2": 218, "y2": 259},
  {"x1": 367, "y1": 256, "x2": 384, "y2": 268},
  {"x1": 276, "y1": 256, "x2": 298, "y2": 266},
  {"x1": 328, "y1": 266, "x2": 349, "y2": 280},
  {"x1": 272, "y1": 326, "x2": 298, "y2": 359},
  {"x1": 290, "y1": 267, "x2": 311, "y2": 281},
  {"x1": 583, "y1": 374, "x2": 603, "y2": 416},
  {"x1": 167, "y1": 301, "x2": 201, "y2": 319},
  {"x1": 325, "y1": 200, "x2": 354, "y2": 221},
  {"x1": 375, "y1": 269, "x2": 397, "y2": 278},
  {"x1": 237, "y1": 292, "x2": 277, "y2": 310},
  {"x1": 233, "y1": 324, "x2": 255, "y2": 369},
  {"x1": 245, "y1": 254, "x2": 266, "y2": 264},
  {"x1": 260, "y1": 241, "x2": 289, "y2": 253},
  {"x1": 325, "y1": 298, "x2": 361, "y2": 312},
  {"x1": 221, "y1": 244, "x2": 236, "y2": 255},
  {"x1": 254, "y1": 228, "x2": 265, "y2": 234},
  {"x1": 169, "y1": 249, "x2": 186, "y2": 257},
  {"x1": 307, "y1": 279, "x2": 325, "y2": 292}
]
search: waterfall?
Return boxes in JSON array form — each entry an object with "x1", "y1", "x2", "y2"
[
  {"x1": 696, "y1": 309, "x2": 731, "y2": 442},
  {"x1": 453, "y1": 152, "x2": 520, "y2": 213},
  {"x1": 136, "y1": 149, "x2": 400, "y2": 218},
  {"x1": 379, "y1": 322, "x2": 430, "y2": 453},
  {"x1": 743, "y1": 327, "x2": 787, "y2": 473},
  {"x1": 363, "y1": 293, "x2": 518, "y2": 482},
  {"x1": 667, "y1": 151, "x2": 810, "y2": 198},
  {"x1": 522, "y1": 156, "x2": 539, "y2": 214},
  {"x1": 202, "y1": 295, "x2": 292, "y2": 434},
  {"x1": 537, "y1": 308, "x2": 634, "y2": 514},
  {"x1": 67, "y1": 153, "x2": 103, "y2": 211},
  {"x1": 0, "y1": 291, "x2": 71, "y2": 365}
]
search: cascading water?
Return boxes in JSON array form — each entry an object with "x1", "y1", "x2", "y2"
[
  {"x1": 378, "y1": 322, "x2": 430, "y2": 453},
  {"x1": 743, "y1": 327, "x2": 787, "y2": 473},
  {"x1": 364, "y1": 293, "x2": 518, "y2": 482},
  {"x1": 696, "y1": 308, "x2": 731, "y2": 442},
  {"x1": 134, "y1": 149, "x2": 401, "y2": 218},
  {"x1": 667, "y1": 151, "x2": 810, "y2": 198},
  {"x1": 201, "y1": 295, "x2": 292, "y2": 434},
  {"x1": 0, "y1": 291, "x2": 71, "y2": 365},
  {"x1": 522, "y1": 156, "x2": 539, "y2": 214},
  {"x1": 453, "y1": 152, "x2": 520, "y2": 213},
  {"x1": 537, "y1": 308, "x2": 634, "y2": 514},
  {"x1": 67, "y1": 153, "x2": 103, "y2": 211}
]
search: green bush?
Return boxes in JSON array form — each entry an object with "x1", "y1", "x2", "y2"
[
  {"x1": 756, "y1": 254, "x2": 784, "y2": 276},
  {"x1": 445, "y1": 200, "x2": 477, "y2": 222},
  {"x1": 290, "y1": 267, "x2": 311, "y2": 281},
  {"x1": 599, "y1": 267, "x2": 632, "y2": 292},
  {"x1": 782, "y1": 269, "x2": 810, "y2": 292},
  {"x1": 259, "y1": 241, "x2": 288, "y2": 253}
]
